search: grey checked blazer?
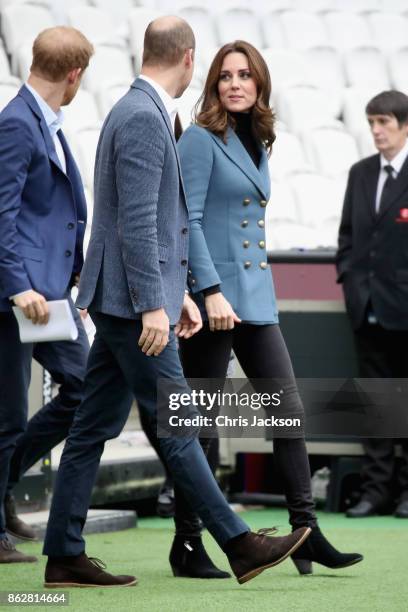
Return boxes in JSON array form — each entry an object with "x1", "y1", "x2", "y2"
[{"x1": 77, "y1": 78, "x2": 189, "y2": 325}]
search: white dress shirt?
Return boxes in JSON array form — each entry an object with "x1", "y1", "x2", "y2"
[
  {"x1": 138, "y1": 74, "x2": 178, "y2": 133},
  {"x1": 375, "y1": 139, "x2": 408, "y2": 213}
]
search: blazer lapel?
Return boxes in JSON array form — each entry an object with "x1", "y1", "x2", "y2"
[
  {"x1": 362, "y1": 154, "x2": 380, "y2": 222},
  {"x1": 209, "y1": 127, "x2": 268, "y2": 199},
  {"x1": 18, "y1": 85, "x2": 66, "y2": 174},
  {"x1": 376, "y1": 154, "x2": 408, "y2": 222},
  {"x1": 132, "y1": 78, "x2": 187, "y2": 204}
]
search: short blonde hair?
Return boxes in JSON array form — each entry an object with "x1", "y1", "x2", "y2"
[{"x1": 31, "y1": 26, "x2": 94, "y2": 82}]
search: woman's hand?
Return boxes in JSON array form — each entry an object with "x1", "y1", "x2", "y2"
[{"x1": 204, "y1": 292, "x2": 241, "y2": 331}]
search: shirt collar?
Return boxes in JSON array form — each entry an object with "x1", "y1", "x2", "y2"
[
  {"x1": 25, "y1": 83, "x2": 64, "y2": 136},
  {"x1": 138, "y1": 74, "x2": 178, "y2": 123},
  {"x1": 380, "y1": 139, "x2": 408, "y2": 175}
]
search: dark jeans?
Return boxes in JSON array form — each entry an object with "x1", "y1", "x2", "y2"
[
  {"x1": 0, "y1": 301, "x2": 89, "y2": 536},
  {"x1": 43, "y1": 312, "x2": 248, "y2": 556},
  {"x1": 173, "y1": 323, "x2": 317, "y2": 536},
  {"x1": 354, "y1": 321, "x2": 408, "y2": 505}
]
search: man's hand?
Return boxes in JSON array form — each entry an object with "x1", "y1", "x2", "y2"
[
  {"x1": 139, "y1": 308, "x2": 170, "y2": 356},
  {"x1": 175, "y1": 293, "x2": 203, "y2": 339},
  {"x1": 13, "y1": 290, "x2": 49, "y2": 325},
  {"x1": 205, "y1": 292, "x2": 241, "y2": 331},
  {"x1": 79, "y1": 308, "x2": 88, "y2": 321}
]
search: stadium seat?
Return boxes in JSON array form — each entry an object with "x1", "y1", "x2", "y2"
[
  {"x1": 62, "y1": 89, "x2": 102, "y2": 133},
  {"x1": 66, "y1": 5, "x2": 125, "y2": 46},
  {"x1": 291, "y1": 0, "x2": 334, "y2": 12},
  {"x1": 288, "y1": 171, "x2": 341, "y2": 228},
  {"x1": 0, "y1": 78, "x2": 20, "y2": 112},
  {"x1": 343, "y1": 46, "x2": 390, "y2": 90},
  {"x1": 280, "y1": 10, "x2": 329, "y2": 50},
  {"x1": 178, "y1": 6, "x2": 218, "y2": 49},
  {"x1": 367, "y1": 12, "x2": 408, "y2": 52},
  {"x1": 268, "y1": 130, "x2": 311, "y2": 179},
  {"x1": 259, "y1": 11, "x2": 286, "y2": 49},
  {"x1": 128, "y1": 7, "x2": 163, "y2": 71},
  {"x1": 356, "y1": 127, "x2": 377, "y2": 157},
  {"x1": 324, "y1": 11, "x2": 373, "y2": 51},
  {"x1": 97, "y1": 82, "x2": 130, "y2": 118},
  {"x1": 378, "y1": 0, "x2": 408, "y2": 11},
  {"x1": 92, "y1": 0, "x2": 134, "y2": 39},
  {"x1": 276, "y1": 85, "x2": 340, "y2": 133},
  {"x1": 266, "y1": 180, "x2": 299, "y2": 225},
  {"x1": 71, "y1": 127, "x2": 100, "y2": 191},
  {"x1": 262, "y1": 49, "x2": 315, "y2": 93},
  {"x1": 331, "y1": 0, "x2": 380, "y2": 12},
  {"x1": 215, "y1": 8, "x2": 263, "y2": 47},
  {"x1": 342, "y1": 86, "x2": 379, "y2": 135},
  {"x1": 1, "y1": 4, "x2": 54, "y2": 57},
  {"x1": 0, "y1": 41, "x2": 11, "y2": 78},
  {"x1": 266, "y1": 220, "x2": 324, "y2": 249},
  {"x1": 302, "y1": 126, "x2": 360, "y2": 179},
  {"x1": 177, "y1": 87, "x2": 201, "y2": 130},
  {"x1": 304, "y1": 46, "x2": 344, "y2": 116},
  {"x1": 83, "y1": 44, "x2": 134, "y2": 94},
  {"x1": 388, "y1": 47, "x2": 408, "y2": 92}
]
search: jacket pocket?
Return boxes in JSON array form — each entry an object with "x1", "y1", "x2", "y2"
[{"x1": 19, "y1": 244, "x2": 43, "y2": 262}]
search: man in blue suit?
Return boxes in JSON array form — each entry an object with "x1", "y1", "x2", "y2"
[
  {"x1": 42, "y1": 16, "x2": 309, "y2": 587},
  {"x1": 0, "y1": 26, "x2": 94, "y2": 562}
]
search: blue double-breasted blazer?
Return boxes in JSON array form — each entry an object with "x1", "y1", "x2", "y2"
[
  {"x1": 0, "y1": 85, "x2": 87, "y2": 312},
  {"x1": 178, "y1": 124, "x2": 278, "y2": 324}
]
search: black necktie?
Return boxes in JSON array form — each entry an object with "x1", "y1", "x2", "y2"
[{"x1": 378, "y1": 164, "x2": 395, "y2": 214}]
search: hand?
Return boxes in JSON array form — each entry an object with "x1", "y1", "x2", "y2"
[
  {"x1": 204, "y1": 292, "x2": 241, "y2": 331},
  {"x1": 79, "y1": 308, "x2": 88, "y2": 321},
  {"x1": 175, "y1": 293, "x2": 202, "y2": 339},
  {"x1": 13, "y1": 290, "x2": 49, "y2": 325},
  {"x1": 139, "y1": 308, "x2": 169, "y2": 356},
  {"x1": 73, "y1": 274, "x2": 80, "y2": 288}
]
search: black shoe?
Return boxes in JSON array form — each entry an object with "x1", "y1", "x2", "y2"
[
  {"x1": 291, "y1": 526, "x2": 363, "y2": 575},
  {"x1": 395, "y1": 499, "x2": 408, "y2": 518},
  {"x1": 5, "y1": 494, "x2": 38, "y2": 542},
  {"x1": 170, "y1": 535, "x2": 231, "y2": 579},
  {"x1": 346, "y1": 499, "x2": 380, "y2": 518},
  {"x1": 156, "y1": 483, "x2": 175, "y2": 518}
]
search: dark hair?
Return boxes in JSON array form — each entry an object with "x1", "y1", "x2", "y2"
[
  {"x1": 195, "y1": 41, "x2": 276, "y2": 155},
  {"x1": 366, "y1": 90, "x2": 408, "y2": 126},
  {"x1": 143, "y1": 17, "x2": 195, "y2": 68},
  {"x1": 31, "y1": 26, "x2": 94, "y2": 82}
]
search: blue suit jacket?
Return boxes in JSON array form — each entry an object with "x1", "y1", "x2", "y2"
[
  {"x1": 77, "y1": 78, "x2": 189, "y2": 325},
  {"x1": 0, "y1": 85, "x2": 87, "y2": 311},
  {"x1": 178, "y1": 124, "x2": 278, "y2": 324}
]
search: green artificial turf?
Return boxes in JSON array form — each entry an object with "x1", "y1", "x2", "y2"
[{"x1": 1, "y1": 508, "x2": 407, "y2": 612}]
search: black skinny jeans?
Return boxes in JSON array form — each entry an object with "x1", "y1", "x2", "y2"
[{"x1": 174, "y1": 323, "x2": 317, "y2": 536}]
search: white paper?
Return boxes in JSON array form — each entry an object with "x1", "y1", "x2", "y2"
[{"x1": 13, "y1": 299, "x2": 78, "y2": 343}]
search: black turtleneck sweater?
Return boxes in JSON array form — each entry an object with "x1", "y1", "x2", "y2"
[{"x1": 201, "y1": 112, "x2": 261, "y2": 298}]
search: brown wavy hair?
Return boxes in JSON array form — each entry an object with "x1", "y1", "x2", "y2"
[{"x1": 195, "y1": 41, "x2": 276, "y2": 155}]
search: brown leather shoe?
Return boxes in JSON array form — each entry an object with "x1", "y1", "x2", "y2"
[
  {"x1": 44, "y1": 553, "x2": 137, "y2": 588},
  {"x1": 227, "y1": 527, "x2": 311, "y2": 584},
  {"x1": 5, "y1": 494, "x2": 38, "y2": 541},
  {"x1": 0, "y1": 537, "x2": 38, "y2": 563}
]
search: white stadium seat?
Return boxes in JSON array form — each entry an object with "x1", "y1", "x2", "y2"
[
  {"x1": 0, "y1": 79, "x2": 20, "y2": 112},
  {"x1": 367, "y1": 13, "x2": 408, "y2": 53},
  {"x1": 302, "y1": 126, "x2": 360, "y2": 179},
  {"x1": 343, "y1": 46, "x2": 390, "y2": 90},
  {"x1": 97, "y1": 82, "x2": 130, "y2": 118},
  {"x1": 177, "y1": 87, "x2": 201, "y2": 130},
  {"x1": 342, "y1": 86, "x2": 379, "y2": 136},
  {"x1": 259, "y1": 11, "x2": 286, "y2": 49},
  {"x1": 331, "y1": 0, "x2": 380, "y2": 12},
  {"x1": 268, "y1": 130, "x2": 311, "y2": 179},
  {"x1": 1, "y1": 4, "x2": 54, "y2": 56},
  {"x1": 92, "y1": 0, "x2": 134, "y2": 38},
  {"x1": 215, "y1": 8, "x2": 263, "y2": 47},
  {"x1": 324, "y1": 11, "x2": 373, "y2": 51},
  {"x1": 0, "y1": 41, "x2": 11, "y2": 78},
  {"x1": 388, "y1": 48, "x2": 408, "y2": 93},
  {"x1": 276, "y1": 85, "x2": 340, "y2": 133},
  {"x1": 266, "y1": 180, "x2": 299, "y2": 224},
  {"x1": 304, "y1": 46, "x2": 344, "y2": 116},
  {"x1": 280, "y1": 10, "x2": 329, "y2": 50},
  {"x1": 71, "y1": 127, "x2": 101, "y2": 191},
  {"x1": 66, "y1": 5, "x2": 124, "y2": 46},
  {"x1": 83, "y1": 45, "x2": 134, "y2": 94},
  {"x1": 288, "y1": 172, "x2": 341, "y2": 229},
  {"x1": 378, "y1": 0, "x2": 408, "y2": 11},
  {"x1": 262, "y1": 49, "x2": 315, "y2": 94},
  {"x1": 62, "y1": 90, "x2": 102, "y2": 133},
  {"x1": 291, "y1": 0, "x2": 334, "y2": 12}
]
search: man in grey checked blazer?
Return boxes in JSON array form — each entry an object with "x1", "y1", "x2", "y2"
[{"x1": 42, "y1": 16, "x2": 309, "y2": 588}]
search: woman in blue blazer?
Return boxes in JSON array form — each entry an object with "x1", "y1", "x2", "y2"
[{"x1": 170, "y1": 41, "x2": 363, "y2": 578}]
